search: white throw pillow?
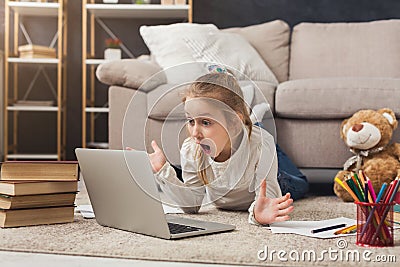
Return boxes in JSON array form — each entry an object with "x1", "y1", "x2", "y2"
[
  {"x1": 140, "y1": 23, "x2": 278, "y2": 85},
  {"x1": 140, "y1": 23, "x2": 219, "y2": 68},
  {"x1": 238, "y1": 81, "x2": 255, "y2": 108}
]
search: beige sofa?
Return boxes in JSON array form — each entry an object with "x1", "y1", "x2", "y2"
[{"x1": 96, "y1": 19, "x2": 400, "y2": 182}]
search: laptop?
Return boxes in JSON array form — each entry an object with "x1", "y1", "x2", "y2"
[{"x1": 75, "y1": 148, "x2": 235, "y2": 239}]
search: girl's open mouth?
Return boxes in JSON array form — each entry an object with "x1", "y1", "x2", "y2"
[{"x1": 200, "y1": 143, "x2": 212, "y2": 154}]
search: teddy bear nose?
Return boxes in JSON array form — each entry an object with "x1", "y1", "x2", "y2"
[{"x1": 352, "y1": 124, "x2": 364, "y2": 132}]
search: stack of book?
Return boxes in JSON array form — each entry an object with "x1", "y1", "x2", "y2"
[
  {"x1": 0, "y1": 161, "x2": 79, "y2": 228},
  {"x1": 13, "y1": 100, "x2": 55, "y2": 107},
  {"x1": 18, "y1": 44, "x2": 56, "y2": 59}
]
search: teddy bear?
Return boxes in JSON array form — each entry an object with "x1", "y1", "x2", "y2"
[{"x1": 333, "y1": 108, "x2": 400, "y2": 202}]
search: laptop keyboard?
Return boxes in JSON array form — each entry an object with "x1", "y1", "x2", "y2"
[{"x1": 168, "y1": 222, "x2": 205, "y2": 234}]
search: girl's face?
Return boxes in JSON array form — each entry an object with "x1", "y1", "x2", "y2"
[{"x1": 184, "y1": 97, "x2": 239, "y2": 162}]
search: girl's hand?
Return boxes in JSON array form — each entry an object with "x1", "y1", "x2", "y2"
[
  {"x1": 126, "y1": 140, "x2": 166, "y2": 173},
  {"x1": 254, "y1": 179, "x2": 294, "y2": 224}
]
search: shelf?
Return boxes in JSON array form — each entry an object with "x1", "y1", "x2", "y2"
[
  {"x1": 7, "y1": 106, "x2": 59, "y2": 112},
  {"x1": 85, "y1": 107, "x2": 109, "y2": 113},
  {"x1": 82, "y1": 1, "x2": 192, "y2": 149},
  {"x1": 4, "y1": 0, "x2": 66, "y2": 161},
  {"x1": 8, "y1": 1, "x2": 60, "y2": 17},
  {"x1": 7, "y1": 57, "x2": 59, "y2": 64},
  {"x1": 85, "y1": 59, "x2": 106, "y2": 65},
  {"x1": 86, "y1": 4, "x2": 189, "y2": 19},
  {"x1": 86, "y1": 142, "x2": 109, "y2": 149},
  {"x1": 6, "y1": 154, "x2": 59, "y2": 160}
]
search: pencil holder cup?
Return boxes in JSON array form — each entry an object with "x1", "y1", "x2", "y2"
[{"x1": 355, "y1": 201, "x2": 394, "y2": 247}]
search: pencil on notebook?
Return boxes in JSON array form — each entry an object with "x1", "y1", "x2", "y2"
[
  {"x1": 311, "y1": 223, "x2": 346, "y2": 234},
  {"x1": 334, "y1": 224, "x2": 356, "y2": 235}
]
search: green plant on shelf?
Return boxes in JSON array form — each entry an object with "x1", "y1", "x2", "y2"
[
  {"x1": 105, "y1": 38, "x2": 121, "y2": 49},
  {"x1": 133, "y1": 0, "x2": 151, "y2": 4}
]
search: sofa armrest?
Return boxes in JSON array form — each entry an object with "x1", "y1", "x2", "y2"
[
  {"x1": 96, "y1": 57, "x2": 165, "y2": 92},
  {"x1": 109, "y1": 86, "x2": 148, "y2": 150}
]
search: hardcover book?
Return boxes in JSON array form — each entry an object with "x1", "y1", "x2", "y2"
[
  {"x1": 18, "y1": 44, "x2": 56, "y2": 59},
  {"x1": 0, "y1": 206, "x2": 75, "y2": 228},
  {"x1": 0, "y1": 161, "x2": 79, "y2": 181},
  {"x1": 14, "y1": 100, "x2": 55, "y2": 107},
  {"x1": 0, "y1": 193, "x2": 76, "y2": 209},
  {"x1": 18, "y1": 44, "x2": 56, "y2": 53},
  {"x1": 0, "y1": 180, "x2": 78, "y2": 196}
]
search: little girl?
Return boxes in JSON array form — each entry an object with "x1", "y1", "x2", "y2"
[{"x1": 141, "y1": 69, "x2": 295, "y2": 225}]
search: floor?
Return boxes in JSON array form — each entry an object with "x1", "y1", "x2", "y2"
[
  {"x1": 0, "y1": 251, "x2": 235, "y2": 267},
  {"x1": 0, "y1": 180, "x2": 245, "y2": 267},
  {"x1": 1, "y1": 179, "x2": 334, "y2": 266}
]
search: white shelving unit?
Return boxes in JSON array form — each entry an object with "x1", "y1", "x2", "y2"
[
  {"x1": 7, "y1": 106, "x2": 59, "y2": 112},
  {"x1": 3, "y1": 0, "x2": 67, "y2": 160},
  {"x1": 7, "y1": 1, "x2": 59, "y2": 16},
  {"x1": 81, "y1": 0, "x2": 192, "y2": 148},
  {"x1": 7, "y1": 57, "x2": 59, "y2": 64},
  {"x1": 0, "y1": 50, "x2": 4, "y2": 161},
  {"x1": 85, "y1": 3, "x2": 189, "y2": 18},
  {"x1": 85, "y1": 59, "x2": 106, "y2": 65}
]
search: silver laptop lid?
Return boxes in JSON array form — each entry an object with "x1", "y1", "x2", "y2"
[{"x1": 75, "y1": 148, "x2": 171, "y2": 239}]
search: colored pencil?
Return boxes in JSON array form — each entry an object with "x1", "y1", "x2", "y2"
[
  {"x1": 365, "y1": 181, "x2": 389, "y2": 240},
  {"x1": 351, "y1": 173, "x2": 365, "y2": 201},
  {"x1": 347, "y1": 177, "x2": 364, "y2": 202},
  {"x1": 364, "y1": 182, "x2": 369, "y2": 203},
  {"x1": 359, "y1": 182, "x2": 389, "y2": 239},
  {"x1": 358, "y1": 170, "x2": 366, "y2": 185},
  {"x1": 334, "y1": 177, "x2": 359, "y2": 202},
  {"x1": 311, "y1": 223, "x2": 346, "y2": 234},
  {"x1": 369, "y1": 178, "x2": 400, "y2": 244},
  {"x1": 366, "y1": 178, "x2": 377, "y2": 202},
  {"x1": 334, "y1": 224, "x2": 356, "y2": 235},
  {"x1": 382, "y1": 181, "x2": 395, "y2": 204},
  {"x1": 354, "y1": 172, "x2": 363, "y2": 191},
  {"x1": 376, "y1": 183, "x2": 388, "y2": 203}
]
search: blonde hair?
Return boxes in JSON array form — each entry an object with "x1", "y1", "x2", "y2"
[{"x1": 183, "y1": 72, "x2": 253, "y2": 185}]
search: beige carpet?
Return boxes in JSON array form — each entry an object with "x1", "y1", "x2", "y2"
[{"x1": 0, "y1": 190, "x2": 399, "y2": 266}]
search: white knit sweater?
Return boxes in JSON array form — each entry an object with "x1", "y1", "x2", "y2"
[{"x1": 154, "y1": 125, "x2": 281, "y2": 225}]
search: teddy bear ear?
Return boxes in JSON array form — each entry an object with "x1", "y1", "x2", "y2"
[{"x1": 378, "y1": 108, "x2": 398, "y2": 129}]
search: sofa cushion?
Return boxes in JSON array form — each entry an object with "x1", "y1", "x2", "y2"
[
  {"x1": 223, "y1": 20, "x2": 290, "y2": 83},
  {"x1": 96, "y1": 58, "x2": 165, "y2": 92},
  {"x1": 275, "y1": 78, "x2": 400, "y2": 119},
  {"x1": 109, "y1": 86, "x2": 146, "y2": 150},
  {"x1": 276, "y1": 118, "x2": 351, "y2": 168},
  {"x1": 147, "y1": 81, "x2": 277, "y2": 121},
  {"x1": 140, "y1": 23, "x2": 278, "y2": 85},
  {"x1": 251, "y1": 81, "x2": 276, "y2": 113},
  {"x1": 147, "y1": 84, "x2": 186, "y2": 121},
  {"x1": 290, "y1": 20, "x2": 400, "y2": 79}
]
